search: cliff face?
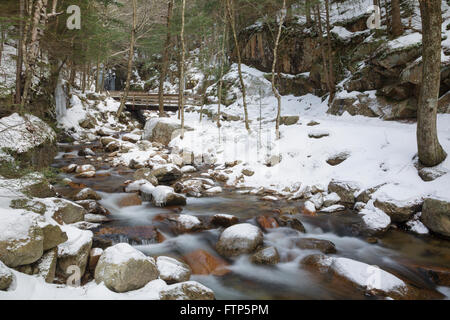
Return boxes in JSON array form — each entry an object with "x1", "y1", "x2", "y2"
[{"x1": 232, "y1": 10, "x2": 450, "y2": 119}]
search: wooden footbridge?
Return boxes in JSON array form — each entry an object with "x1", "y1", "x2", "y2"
[{"x1": 109, "y1": 91, "x2": 202, "y2": 112}]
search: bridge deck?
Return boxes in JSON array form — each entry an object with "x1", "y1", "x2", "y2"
[{"x1": 109, "y1": 91, "x2": 202, "y2": 112}]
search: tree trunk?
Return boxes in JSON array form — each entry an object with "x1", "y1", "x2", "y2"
[
  {"x1": 117, "y1": 0, "x2": 137, "y2": 118},
  {"x1": 22, "y1": 0, "x2": 49, "y2": 108},
  {"x1": 325, "y1": 0, "x2": 336, "y2": 104},
  {"x1": 305, "y1": 0, "x2": 312, "y2": 26},
  {"x1": 226, "y1": 0, "x2": 250, "y2": 132},
  {"x1": 417, "y1": 0, "x2": 447, "y2": 167},
  {"x1": 158, "y1": 0, "x2": 174, "y2": 118},
  {"x1": 180, "y1": 0, "x2": 186, "y2": 139},
  {"x1": 273, "y1": 0, "x2": 286, "y2": 140},
  {"x1": 315, "y1": 4, "x2": 330, "y2": 95},
  {"x1": 0, "y1": 25, "x2": 4, "y2": 66},
  {"x1": 217, "y1": 13, "x2": 228, "y2": 129},
  {"x1": 391, "y1": 0, "x2": 404, "y2": 37},
  {"x1": 15, "y1": 0, "x2": 25, "y2": 104},
  {"x1": 95, "y1": 56, "x2": 100, "y2": 93}
]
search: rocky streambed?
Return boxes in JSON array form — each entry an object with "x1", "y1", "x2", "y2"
[{"x1": 48, "y1": 127, "x2": 450, "y2": 300}]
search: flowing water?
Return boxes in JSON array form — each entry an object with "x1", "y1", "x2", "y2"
[{"x1": 52, "y1": 141, "x2": 450, "y2": 300}]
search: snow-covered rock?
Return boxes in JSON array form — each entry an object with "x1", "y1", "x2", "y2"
[
  {"x1": 95, "y1": 243, "x2": 159, "y2": 293},
  {"x1": 151, "y1": 164, "x2": 182, "y2": 184},
  {"x1": 57, "y1": 227, "x2": 92, "y2": 278},
  {"x1": 151, "y1": 186, "x2": 187, "y2": 207},
  {"x1": 359, "y1": 200, "x2": 391, "y2": 234},
  {"x1": 159, "y1": 281, "x2": 215, "y2": 300},
  {"x1": 175, "y1": 215, "x2": 202, "y2": 233},
  {"x1": 156, "y1": 256, "x2": 191, "y2": 284},
  {"x1": 421, "y1": 198, "x2": 450, "y2": 237},
  {"x1": 216, "y1": 223, "x2": 263, "y2": 257},
  {"x1": 0, "y1": 261, "x2": 14, "y2": 291},
  {"x1": 251, "y1": 246, "x2": 280, "y2": 265},
  {"x1": 143, "y1": 118, "x2": 192, "y2": 146}
]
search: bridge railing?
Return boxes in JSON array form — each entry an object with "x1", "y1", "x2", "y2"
[{"x1": 108, "y1": 91, "x2": 202, "y2": 107}]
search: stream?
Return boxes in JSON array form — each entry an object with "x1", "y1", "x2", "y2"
[{"x1": 52, "y1": 139, "x2": 450, "y2": 300}]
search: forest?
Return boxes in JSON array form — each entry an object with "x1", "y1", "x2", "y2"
[{"x1": 0, "y1": 0, "x2": 449, "y2": 302}]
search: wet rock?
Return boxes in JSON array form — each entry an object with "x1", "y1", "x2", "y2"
[
  {"x1": 0, "y1": 261, "x2": 14, "y2": 290},
  {"x1": 174, "y1": 215, "x2": 203, "y2": 233},
  {"x1": 133, "y1": 168, "x2": 158, "y2": 185},
  {"x1": 256, "y1": 215, "x2": 279, "y2": 229},
  {"x1": 156, "y1": 256, "x2": 191, "y2": 284},
  {"x1": 211, "y1": 214, "x2": 239, "y2": 228},
  {"x1": 57, "y1": 228, "x2": 92, "y2": 279},
  {"x1": 75, "y1": 171, "x2": 96, "y2": 178},
  {"x1": 415, "y1": 264, "x2": 450, "y2": 287},
  {"x1": 216, "y1": 223, "x2": 263, "y2": 257},
  {"x1": 52, "y1": 199, "x2": 86, "y2": 224},
  {"x1": 278, "y1": 206, "x2": 299, "y2": 215},
  {"x1": 151, "y1": 164, "x2": 182, "y2": 184},
  {"x1": 182, "y1": 249, "x2": 230, "y2": 276},
  {"x1": 295, "y1": 238, "x2": 337, "y2": 254},
  {"x1": 160, "y1": 281, "x2": 215, "y2": 300},
  {"x1": 276, "y1": 215, "x2": 306, "y2": 233},
  {"x1": 326, "y1": 152, "x2": 350, "y2": 166},
  {"x1": 61, "y1": 164, "x2": 77, "y2": 173},
  {"x1": 328, "y1": 179, "x2": 360, "y2": 205},
  {"x1": 95, "y1": 225, "x2": 165, "y2": 245},
  {"x1": 117, "y1": 193, "x2": 142, "y2": 208},
  {"x1": 421, "y1": 198, "x2": 450, "y2": 237},
  {"x1": 280, "y1": 115, "x2": 299, "y2": 126},
  {"x1": 92, "y1": 237, "x2": 113, "y2": 250},
  {"x1": 95, "y1": 243, "x2": 159, "y2": 293},
  {"x1": 251, "y1": 246, "x2": 280, "y2": 265},
  {"x1": 75, "y1": 200, "x2": 110, "y2": 216},
  {"x1": 78, "y1": 148, "x2": 95, "y2": 157},
  {"x1": 152, "y1": 186, "x2": 187, "y2": 207},
  {"x1": 302, "y1": 201, "x2": 317, "y2": 216},
  {"x1": 73, "y1": 188, "x2": 101, "y2": 201},
  {"x1": 0, "y1": 213, "x2": 44, "y2": 268},
  {"x1": 373, "y1": 195, "x2": 422, "y2": 223}
]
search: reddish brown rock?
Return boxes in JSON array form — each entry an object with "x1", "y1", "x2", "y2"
[
  {"x1": 183, "y1": 249, "x2": 230, "y2": 276},
  {"x1": 117, "y1": 193, "x2": 142, "y2": 207},
  {"x1": 256, "y1": 215, "x2": 279, "y2": 229}
]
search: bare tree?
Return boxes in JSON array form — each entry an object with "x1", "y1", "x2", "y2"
[
  {"x1": 158, "y1": 0, "x2": 174, "y2": 118},
  {"x1": 416, "y1": 0, "x2": 447, "y2": 167},
  {"x1": 117, "y1": 0, "x2": 137, "y2": 118},
  {"x1": 180, "y1": 0, "x2": 186, "y2": 139},
  {"x1": 217, "y1": 6, "x2": 228, "y2": 129},
  {"x1": 391, "y1": 0, "x2": 404, "y2": 37},
  {"x1": 273, "y1": 0, "x2": 287, "y2": 140}
]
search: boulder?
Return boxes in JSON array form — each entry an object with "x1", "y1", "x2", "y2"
[
  {"x1": 95, "y1": 243, "x2": 159, "y2": 293},
  {"x1": 0, "y1": 261, "x2": 14, "y2": 291},
  {"x1": 40, "y1": 222, "x2": 68, "y2": 251},
  {"x1": 301, "y1": 254, "x2": 426, "y2": 299},
  {"x1": 133, "y1": 168, "x2": 159, "y2": 185},
  {"x1": 88, "y1": 248, "x2": 103, "y2": 272},
  {"x1": 216, "y1": 223, "x2": 263, "y2": 257},
  {"x1": 373, "y1": 195, "x2": 422, "y2": 223},
  {"x1": 280, "y1": 115, "x2": 299, "y2": 126},
  {"x1": 151, "y1": 164, "x2": 182, "y2": 184},
  {"x1": 75, "y1": 200, "x2": 110, "y2": 216},
  {"x1": 328, "y1": 179, "x2": 360, "y2": 205},
  {"x1": 326, "y1": 152, "x2": 350, "y2": 166},
  {"x1": 421, "y1": 198, "x2": 450, "y2": 237},
  {"x1": 75, "y1": 164, "x2": 96, "y2": 174},
  {"x1": 182, "y1": 249, "x2": 230, "y2": 276},
  {"x1": 323, "y1": 192, "x2": 341, "y2": 207},
  {"x1": 160, "y1": 281, "x2": 215, "y2": 300},
  {"x1": 256, "y1": 215, "x2": 279, "y2": 229},
  {"x1": 251, "y1": 246, "x2": 280, "y2": 265},
  {"x1": 0, "y1": 212, "x2": 44, "y2": 267},
  {"x1": 175, "y1": 215, "x2": 202, "y2": 233},
  {"x1": 52, "y1": 199, "x2": 86, "y2": 225},
  {"x1": 242, "y1": 168, "x2": 255, "y2": 177},
  {"x1": 117, "y1": 193, "x2": 142, "y2": 208},
  {"x1": 156, "y1": 256, "x2": 191, "y2": 284},
  {"x1": 294, "y1": 238, "x2": 337, "y2": 254},
  {"x1": 211, "y1": 214, "x2": 239, "y2": 228},
  {"x1": 152, "y1": 186, "x2": 187, "y2": 207},
  {"x1": 57, "y1": 228, "x2": 93, "y2": 278},
  {"x1": 143, "y1": 118, "x2": 192, "y2": 146},
  {"x1": 35, "y1": 247, "x2": 58, "y2": 283},
  {"x1": 276, "y1": 215, "x2": 306, "y2": 233},
  {"x1": 73, "y1": 188, "x2": 101, "y2": 201}
]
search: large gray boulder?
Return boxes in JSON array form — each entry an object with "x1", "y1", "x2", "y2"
[
  {"x1": 95, "y1": 243, "x2": 159, "y2": 293},
  {"x1": 0, "y1": 261, "x2": 14, "y2": 291},
  {"x1": 216, "y1": 223, "x2": 263, "y2": 257},
  {"x1": 40, "y1": 221, "x2": 68, "y2": 251},
  {"x1": 373, "y1": 195, "x2": 422, "y2": 223},
  {"x1": 151, "y1": 186, "x2": 187, "y2": 207},
  {"x1": 421, "y1": 198, "x2": 450, "y2": 237},
  {"x1": 151, "y1": 164, "x2": 182, "y2": 184},
  {"x1": 143, "y1": 118, "x2": 192, "y2": 146},
  {"x1": 0, "y1": 212, "x2": 44, "y2": 268},
  {"x1": 51, "y1": 199, "x2": 86, "y2": 225}
]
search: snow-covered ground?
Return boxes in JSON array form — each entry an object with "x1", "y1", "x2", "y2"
[{"x1": 171, "y1": 64, "x2": 450, "y2": 206}]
